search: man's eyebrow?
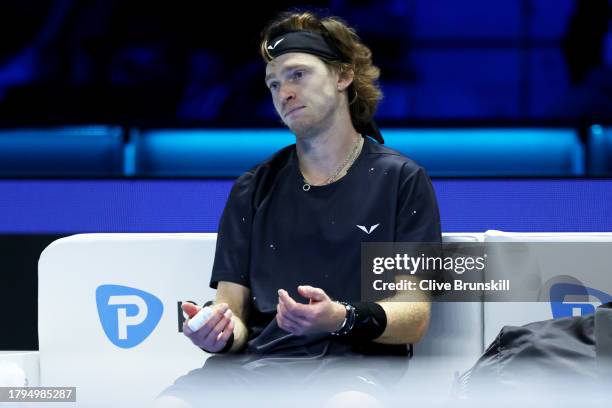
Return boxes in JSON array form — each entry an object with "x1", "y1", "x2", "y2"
[{"x1": 265, "y1": 64, "x2": 310, "y2": 83}]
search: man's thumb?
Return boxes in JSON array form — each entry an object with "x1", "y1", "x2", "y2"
[{"x1": 181, "y1": 302, "x2": 200, "y2": 318}]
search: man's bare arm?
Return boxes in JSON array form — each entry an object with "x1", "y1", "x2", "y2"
[
  {"x1": 373, "y1": 275, "x2": 430, "y2": 345},
  {"x1": 215, "y1": 281, "x2": 251, "y2": 352}
]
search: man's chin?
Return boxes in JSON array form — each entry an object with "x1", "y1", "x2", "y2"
[{"x1": 286, "y1": 120, "x2": 312, "y2": 136}]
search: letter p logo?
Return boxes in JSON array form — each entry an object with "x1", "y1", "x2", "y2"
[
  {"x1": 107, "y1": 295, "x2": 148, "y2": 340},
  {"x1": 96, "y1": 285, "x2": 163, "y2": 348}
]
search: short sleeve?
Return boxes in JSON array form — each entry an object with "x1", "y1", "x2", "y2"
[
  {"x1": 395, "y1": 165, "x2": 442, "y2": 243},
  {"x1": 209, "y1": 172, "x2": 255, "y2": 289}
]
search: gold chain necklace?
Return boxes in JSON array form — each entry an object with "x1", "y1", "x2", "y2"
[{"x1": 302, "y1": 137, "x2": 362, "y2": 192}]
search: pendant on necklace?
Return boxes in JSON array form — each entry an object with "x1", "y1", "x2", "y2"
[{"x1": 302, "y1": 183, "x2": 311, "y2": 192}]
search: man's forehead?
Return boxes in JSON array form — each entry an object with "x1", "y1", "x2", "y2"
[{"x1": 265, "y1": 53, "x2": 323, "y2": 78}]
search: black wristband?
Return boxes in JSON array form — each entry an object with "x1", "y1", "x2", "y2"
[
  {"x1": 339, "y1": 302, "x2": 387, "y2": 342},
  {"x1": 201, "y1": 331, "x2": 234, "y2": 354}
]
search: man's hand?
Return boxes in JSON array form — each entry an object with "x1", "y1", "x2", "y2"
[
  {"x1": 276, "y1": 285, "x2": 346, "y2": 336},
  {"x1": 182, "y1": 302, "x2": 234, "y2": 352}
]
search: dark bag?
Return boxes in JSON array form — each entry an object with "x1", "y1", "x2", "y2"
[{"x1": 456, "y1": 302, "x2": 612, "y2": 397}]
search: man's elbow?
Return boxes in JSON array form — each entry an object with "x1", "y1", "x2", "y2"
[
  {"x1": 379, "y1": 301, "x2": 431, "y2": 345},
  {"x1": 402, "y1": 302, "x2": 430, "y2": 344}
]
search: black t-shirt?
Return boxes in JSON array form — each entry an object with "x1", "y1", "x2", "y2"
[{"x1": 210, "y1": 136, "x2": 442, "y2": 356}]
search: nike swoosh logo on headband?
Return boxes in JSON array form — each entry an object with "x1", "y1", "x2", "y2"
[{"x1": 267, "y1": 38, "x2": 285, "y2": 50}]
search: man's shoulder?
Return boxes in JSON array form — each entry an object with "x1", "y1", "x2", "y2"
[
  {"x1": 365, "y1": 138, "x2": 422, "y2": 175},
  {"x1": 237, "y1": 144, "x2": 296, "y2": 179},
  {"x1": 233, "y1": 144, "x2": 296, "y2": 190}
]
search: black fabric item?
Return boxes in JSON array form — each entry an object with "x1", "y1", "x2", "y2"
[
  {"x1": 158, "y1": 352, "x2": 409, "y2": 407},
  {"x1": 265, "y1": 30, "x2": 348, "y2": 63},
  {"x1": 457, "y1": 302, "x2": 612, "y2": 396},
  {"x1": 340, "y1": 302, "x2": 387, "y2": 342},
  {"x1": 210, "y1": 136, "x2": 441, "y2": 358},
  {"x1": 358, "y1": 120, "x2": 384, "y2": 144},
  {"x1": 595, "y1": 301, "x2": 612, "y2": 375}
]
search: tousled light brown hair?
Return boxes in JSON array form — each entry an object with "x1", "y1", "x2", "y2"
[{"x1": 260, "y1": 11, "x2": 382, "y2": 131}]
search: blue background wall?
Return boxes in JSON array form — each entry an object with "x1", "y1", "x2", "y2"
[{"x1": 1, "y1": 179, "x2": 611, "y2": 233}]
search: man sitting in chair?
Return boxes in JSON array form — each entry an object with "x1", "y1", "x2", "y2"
[{"x1": 160, "y1": 10, "x2": 441, "y2": 407}]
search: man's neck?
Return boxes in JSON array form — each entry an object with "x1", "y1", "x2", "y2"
[{"x1": 295, "y1": 112, "x2": 361, "y2": 185}]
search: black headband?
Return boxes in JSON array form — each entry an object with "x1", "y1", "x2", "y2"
[
  {"x1": 265, "y1": 31, "x2": 349, "y2": 62},
  {"x1": 266, "y1": 30, "x2": 384, "y2": 144}
]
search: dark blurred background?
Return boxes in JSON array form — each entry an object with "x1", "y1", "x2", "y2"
[{"x1": 0, "y1": 0, "x2": 610, "y2": 125}]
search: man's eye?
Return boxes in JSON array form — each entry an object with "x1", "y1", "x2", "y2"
[
  {"x1": 292, "y1": 71, "x2": 304, "y2": 80},
  {"x1": 269, "y1": 83, "x2": 278, "y2": 90}
]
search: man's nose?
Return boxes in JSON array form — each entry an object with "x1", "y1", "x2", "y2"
[{"x1": 279, "y1": 83, "x2": 295, "y2": 102}]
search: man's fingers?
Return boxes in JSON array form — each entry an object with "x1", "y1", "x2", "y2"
[
  {"x1": 182, "y1": 320, "x2": 194, "y2": 337},
  {"x1": 218, "y1": 320, "x2": 235, "y2": 343},
  {"x1": 215, "y1": 303, "x2": 229, "y2": 312},
  {"x1": 276, "y1": 305, "x2": 293, "y2": 331},
  {"x1": 298, "y1": 285, "x2": 327, "y2": 302},
  {"x1": 181, "y1": 303, "x2": 234, "y2": 352},
  {"x1": 278, "y1": 289, "x2": 309, "y2": 317},
  {"x1": 277, "y1": 312, "x2": 300, "y2": 334},
  {"x1": 212, "y1": 310, "x2": 232, "y2": 335},
  {"x1": 278, "y1": 299, "x2": 310, "y2": 327},
  {"x1": 278, "y1": 289, "x2": 296, "y2": 305},
  {"x1": 191, "y1": 304, "x2": 229, "y2": 339},
  {"x1": 203, "y1": 309, "x2": 232, "y2": 344}
]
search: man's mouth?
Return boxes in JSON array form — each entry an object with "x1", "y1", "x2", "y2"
[{"x1": 284, "y1": 106, "x2": 305, "y2": 118}]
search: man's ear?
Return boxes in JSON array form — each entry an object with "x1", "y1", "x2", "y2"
[{"x1": 337, "y1": 67, "x2": 354, "y2": 92}]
